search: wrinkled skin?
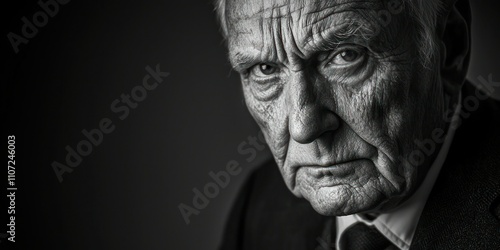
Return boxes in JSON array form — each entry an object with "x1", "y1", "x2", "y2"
[{"x1": 226, "y1": 0, "x2": 447, "y2": 216}]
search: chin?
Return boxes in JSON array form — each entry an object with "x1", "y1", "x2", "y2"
[{"x1": 299, "y1": 184, "x2": 394, "y2": 216}]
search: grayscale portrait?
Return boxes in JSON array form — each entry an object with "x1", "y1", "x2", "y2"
[
  {"x1": 5, "y1": 0, "x2": 500, "y2": 249},
  {"x1": 214, "y1": 0, "x2": 500, "y2": 249}
]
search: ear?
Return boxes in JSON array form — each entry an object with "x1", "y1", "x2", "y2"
[{"x1": 436, "y1": 0, "x2": 471, "y2": 97}]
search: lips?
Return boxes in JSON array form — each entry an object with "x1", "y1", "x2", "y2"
[
  {"x1": 301, "y1": 159, "x2": 361, "y2": 178},
  {"x1": 294, "y1": 158, "x2": 378, "y2": 191}
]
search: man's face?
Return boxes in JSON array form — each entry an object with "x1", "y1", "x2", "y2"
[{"x1": 226, "y1": 0, "x2": 446, "y2": 215}]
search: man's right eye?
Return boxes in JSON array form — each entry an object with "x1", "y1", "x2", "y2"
[
  {"x1": 244, "y1": 63, "x2": 283, "y2": 101},
  {"x1": 249, "y1": 63, "x2": 279, "y2": 78}
]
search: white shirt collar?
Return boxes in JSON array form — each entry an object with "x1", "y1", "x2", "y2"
[{"x1": 335, "y1": 95, "x2": 462, "y2": 250}]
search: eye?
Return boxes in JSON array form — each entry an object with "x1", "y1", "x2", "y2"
[
  {"x1": 329, "y1": 48, "x2": 365, "y2": 66},
  {"x1": 249, "y1": 63, "x2": 279, "y2": 77},
  {"x1": 318, "y1": 46, "x2": 373, "y2": 86},
  {"x1": 244, "y1": 63, "x2": 283, "y2": 101}
]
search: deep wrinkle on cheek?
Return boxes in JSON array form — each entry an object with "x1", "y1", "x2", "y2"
[{"x1": 328, "y1": 64, "x2": 403, "y2": 170}]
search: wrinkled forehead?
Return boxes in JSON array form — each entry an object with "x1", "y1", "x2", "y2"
[
  {"x1": 227, "y1": 0, "x2": 383, "y2": 19},
  {"x1": 226, "y1": 0, "x2": 404, "y2": 60}
]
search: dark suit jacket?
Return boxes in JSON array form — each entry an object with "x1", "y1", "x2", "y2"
[{"x1": 219, "y1": 82, "x2": 500, "y2": 250}]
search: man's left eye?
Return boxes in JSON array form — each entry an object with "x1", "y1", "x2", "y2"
[
  {"x1": 318, "y1": 46, "x2": 372, "y2": 85},
  {"x1": 328, "y1": 48, "x2": 366, "y2": 66}
]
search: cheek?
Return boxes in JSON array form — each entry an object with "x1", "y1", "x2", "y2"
[
  {"x1": 243, "y1": 84, "x2": 275, "y2": 128},
  {"x1": 331, "y1": 63, "x2": 415, "y2": 191},
  {"x1": 335, "y1": 67, "x2": 409, "y2": 147},
  {"x1": 243, "y1": 86, "x2": 290, "y2": 165}
]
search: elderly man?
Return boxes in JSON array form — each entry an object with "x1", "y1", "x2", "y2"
[{"x1": 215, "y1": 0, "x2": 500, "y2": 249}]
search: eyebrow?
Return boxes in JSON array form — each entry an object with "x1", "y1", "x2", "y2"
[
  {"x1": 304, "y1": 19, "x2": 379, "y2": 51},
  {"x1": 230, "y1": 51, "x2": 262, "y2": 73}
]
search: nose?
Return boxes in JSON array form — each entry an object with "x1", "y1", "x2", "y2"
[{"x1": 287, "y1": 71, "x2": 340, "y2": 144}]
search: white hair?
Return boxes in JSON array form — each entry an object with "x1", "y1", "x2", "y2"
[{"x1": 214, "y1": 0, "x2": 443, "y2": 67}]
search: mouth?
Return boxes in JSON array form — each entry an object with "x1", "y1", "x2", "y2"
[
  {"x1": 299, "y1": 158, "x2": 373, "y2": 181},
  {"x1": 303, "y1": 160, "x2": 357, "y2": 178},
  {"x1": 289, "y1": 159, "x2": 375, "y2": 193}
]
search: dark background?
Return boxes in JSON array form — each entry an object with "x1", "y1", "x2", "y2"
[{"x1": 2, "y1": 1, "x2": 499, "y2": 249}]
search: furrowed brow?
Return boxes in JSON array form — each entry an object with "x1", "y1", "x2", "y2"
[
  {"x1": 304, "y1": 18, "x2": 380, "y2": 52},
  {"x1": 229, "y1": 6, "x2": 382, "y2": 71},
  {"x1": 230, "y1": 20, "x2": 379, "y2": 72}
]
